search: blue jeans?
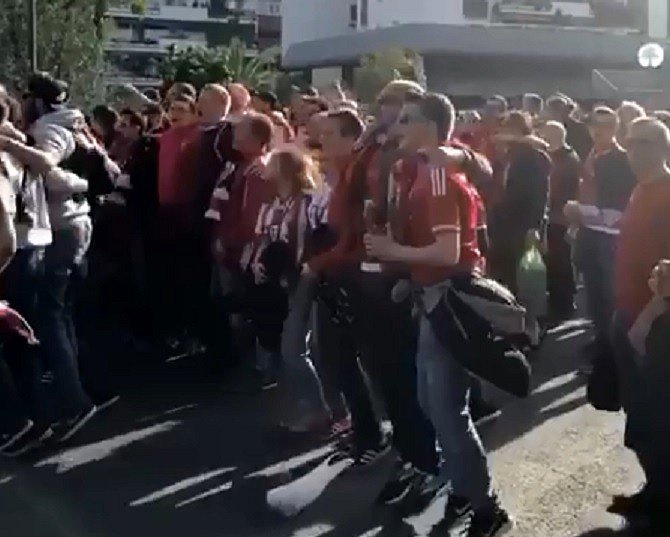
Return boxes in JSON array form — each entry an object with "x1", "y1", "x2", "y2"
[
  {"x1": 278, "y1": 275, "x2": 346, "y2": 422},
  {"x1": 39, "y1": 219, "x2": 93, "y2": 419},
  {"x1": 574, "y1": 228, "x2": 616, "y2": 345},
  {"x1": 416, "y1": 314, "x2": 492, "y2": 507}
]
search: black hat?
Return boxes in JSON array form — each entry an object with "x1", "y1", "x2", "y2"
[
  {"x1": 255, "y1": 90, "x2": 279, "y2": 110},
  {"x1": 27, "y1": 72, "x2": 69, "y2": 107}
]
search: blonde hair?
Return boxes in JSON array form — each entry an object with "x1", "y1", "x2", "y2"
[{"x1": 270, "y1": 147, "x2": 319, "y2": 194}]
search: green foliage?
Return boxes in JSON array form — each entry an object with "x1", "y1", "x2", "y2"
[
  {"x1": 130, "y1": 0, "x2": 147, "y2": 15},
  {"x1": 160, "y1": 37, "x2": 279, "y2": 91},
  {"x1": 0, "y1": 0, "x2": 109, "y2": 106},
  {"x1": 353, "y1": 48, "x2": 421, "y2": 103}
]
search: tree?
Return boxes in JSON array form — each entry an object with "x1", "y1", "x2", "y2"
[
  {"x1": 0, "y1": 0, "x2": 111, "y2": 106},
  {"x1": 353, "y1": 48, "x2": 421, "y2": 103},
  {"x1": 160, "y1": 37, "x2": 279, "y2": 91}
]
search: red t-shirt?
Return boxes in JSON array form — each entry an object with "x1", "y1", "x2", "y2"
[
  {"x1": 615, "y1": 179, "x2": 670, "y2": 320},
  {"x1": 205, "y1": 154, "x2": 274, "y2": 265},
  {"x1": 395, "y1": 154, "x2": 482, "y2": 286}
]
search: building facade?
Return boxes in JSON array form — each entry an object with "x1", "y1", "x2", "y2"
[
  {"x1": 104, "y1": 0, "x2": 266, "y2": 89},
  {"x1": 282, "y1": 0, "x2": 670, "y2": 98}
]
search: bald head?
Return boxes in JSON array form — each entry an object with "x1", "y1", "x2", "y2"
[
  {"x1": 539, "y1": 120, "x2": 567, "y2": 151},
  {"x1": 626, "y1": 117, "x2": 670, "y2": 178},
  {"x1": 228, "y1": 83, "x2": 251, "y2": 114},
  {"x1": 198, "y1": 84, "x2": 231, "y2": 123}
]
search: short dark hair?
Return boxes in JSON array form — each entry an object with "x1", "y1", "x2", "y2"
[
  {"x1": 523, "y1": 93, "x2": 544, "y2": 112},
  {"x1": 169, "y1": 82, "x2": 197, "y2": 100},
  {"x1": 92, "y1": 105, "x2": 119, "y2": 128},
  {"x1": 418, "y1": 92, "x2": 456, "y2": 142},
  {"x1": 255, "y1": 90, "x2": 279, "y2": 110},
  {"x1": 120, "y1": 108, "x2": 146, "y2": 134},
  {"x1": 143, "y1": 88, "x2": 161, "y2": 102},
  {"x1": 142, "y1": 102, "x2": 163, "y2": 116},
  {"x1": 327, "y1": 109, "x2": 364, "y2": 140},
  {"x1": 246, "y1": 112, "x2": 274, "y2": 147},
  {"x1": 303, "y1": 96, "x2": 328, "y2": 113},
  {"x1": 487, "y1": 94, "x2": 509, "y2": 113},
  {"x1": 503, "y1": 111, "x2": 533, "y2": 136}
]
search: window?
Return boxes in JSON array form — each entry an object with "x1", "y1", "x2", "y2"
[
  {"x1": 360, "y1": 0, "x2": 368, "y2": 27},
  {"x1": 350, "y1": 3, "x2": 358, "y2": 28},
  {"x1": 463, "y1": 0, "x2": 488, "y2": 20}
]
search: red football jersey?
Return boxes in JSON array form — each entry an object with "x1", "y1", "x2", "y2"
[{"x1": 394, "y1": 154, "x2": 482, "y2": 286}]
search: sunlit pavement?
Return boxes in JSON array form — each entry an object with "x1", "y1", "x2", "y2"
[{"x1": 0, "y1": 318, "x2": 642, "y2": 537}]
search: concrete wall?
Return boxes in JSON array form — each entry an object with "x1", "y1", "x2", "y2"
[
  {"x1": 312, "y1": 67, "x2": 344, "y2": 89},
  {"x1": 282, "y1": 0, "x2": 353, "y2": 55},
  {"x1": 648, "y1": 0, "x2": 669, "y2": 39},
  {"x1": 424, "y1": 55, "x2": 596, "y2": 98}
]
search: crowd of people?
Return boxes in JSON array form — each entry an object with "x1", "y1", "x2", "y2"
[{"x1": 0, "y1": 71, "x2": 669, "y2": 536}]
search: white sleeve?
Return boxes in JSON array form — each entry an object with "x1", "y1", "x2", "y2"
[{"x1": 31, "y1": 124, "x2": 75, "y2": 162}]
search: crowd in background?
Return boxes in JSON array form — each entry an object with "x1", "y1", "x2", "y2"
[{"x1": 0, "y1": 71, "x2": 669, "y2": 536}]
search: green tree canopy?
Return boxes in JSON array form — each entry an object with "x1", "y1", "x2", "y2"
[
  {"x1": 353, "y1": 48, "x2": 422, "y2": 104},
  {"x1": 0, "y1": 0, "x2": 111, "y2": 106},
  {"x1": 160, "y1": 37, "x2": 279, "y2": 91}
]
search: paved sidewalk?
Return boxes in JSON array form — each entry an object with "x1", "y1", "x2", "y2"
[{"x1": 0, "y1": 318, "x2": 642, "y2": 537}]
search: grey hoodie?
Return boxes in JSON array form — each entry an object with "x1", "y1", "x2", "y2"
[{"x1": 30, "y1": 109, "x2": 91, "y2": 231}]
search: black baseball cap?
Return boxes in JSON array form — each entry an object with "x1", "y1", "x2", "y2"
[{"x1": 27, "y1": 72, "x2": 69, "y2": 106}]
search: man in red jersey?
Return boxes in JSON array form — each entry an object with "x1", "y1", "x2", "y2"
[
  {"x1": 365, "y1": 93, "x2": 511, "y2": 537},
  {"x1": 206, "y1": 112, "x2": 274, "y2": 372},
  {"x1": 608, "y1": 118, "x2": 670, "y2": 529}
]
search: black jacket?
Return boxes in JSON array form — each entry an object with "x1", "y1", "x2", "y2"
[{"x1": 499, "y1": 144, "x2": 551, "y2": 236}]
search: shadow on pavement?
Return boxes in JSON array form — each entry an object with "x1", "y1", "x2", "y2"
[{"x1": 1, "y1": 318, "x2": 600, "y2": 537}]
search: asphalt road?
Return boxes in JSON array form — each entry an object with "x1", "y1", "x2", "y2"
[{"x1": 0, "y1": 318, "x2": 644, "y2": 537}]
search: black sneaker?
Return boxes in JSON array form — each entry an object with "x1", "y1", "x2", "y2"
[
  {"x1": 2, "y1": 425, "x2": 54, "y2": 457},
  {"x1": 443, "y1": 495, "x2": 473, "y2": 529},
  {"x1": 96, "y1": 395, "x2": 120, "y2": 412},
  {"x1": 0, "y1": 421, "x2": 34, "y2": 453},
  {"x1": 377, "y1": 461, "x2": 416, "y2": 505},
  {"x1": 608, "y1": 487, "x2": 656, "y2": 516},
  {"x1": 400, "y1": 472, "x2": 448, "y2": 514},
  {"x1": 353, "y1": 438, "x2": 391, "y2": 468},
  {"x1": 471, "y1": 401, "x2": 502, "y2": 426},
  {"x1": 464, "y1": 499, "x2": 513, "y2": 537},
  {"x1": 57, "y1": 406, "x2": 98, "y2": 443}
]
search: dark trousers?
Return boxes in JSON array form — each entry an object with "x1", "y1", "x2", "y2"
[
  {"x1": 546, "y1": 223, "x2": 576, "y2": 316},
  {"x1": 0, "y1": 249, "x2": 51, "y2": 427},
  {"x1": 574, "y1": 227, "x2": 616, "y2": 346},
  {"x1": 246, "y1": 280, "x2": 289, "y2": 354},
  {"x1": 316, "y1": 300, "x2": 381, "y2": 451},
  {"x1": 317, "y1": 273, "x2": 438, "y2": 473},
  {"x1": 39, "y1": 221, "x2": 93, "y2": 419},
  {"x1": 354, "y1": 274, "x2": 438, "y2": 474}
]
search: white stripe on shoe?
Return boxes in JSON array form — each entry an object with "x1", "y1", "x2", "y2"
[
  {"x1": 0, "y1": 420, "x2": 34, "y2": 452},
  {"x1": 59, "y1": 406, "x2": 98, "y2": 443}
]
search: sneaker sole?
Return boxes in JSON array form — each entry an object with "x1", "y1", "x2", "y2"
[
  {"x1": 59, "y1": 406, "x2": 98, "y2": 443},
  {"x1": 3, "y1": 428, "x2": 53, "y2": 458},
  {"x1": 382, "y1": 481, "x2": 415, "y2": 505},
  {"x1": 0, "y1": 421, "x2": 34, "y2": 452},
  {"x1": 97, "y1": 396, "x2": 120, "y2": 412}
]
